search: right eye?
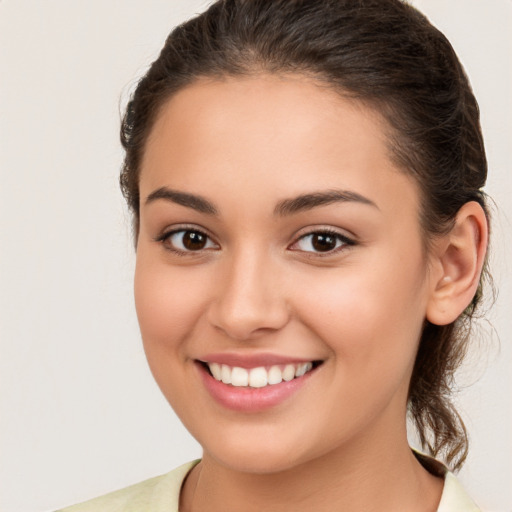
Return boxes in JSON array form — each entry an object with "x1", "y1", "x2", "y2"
[{"x1": 159, "y1": 229, "x2": 218, "y2": 253}]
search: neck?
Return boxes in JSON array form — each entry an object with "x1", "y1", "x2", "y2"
[{"x1": 180, "y1": 425, "x2": 443, "y2": 512}]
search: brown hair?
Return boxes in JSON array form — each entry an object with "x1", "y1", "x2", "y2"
[{"x1": 120, "y1": 0, "x2": 489, "y2": 470}]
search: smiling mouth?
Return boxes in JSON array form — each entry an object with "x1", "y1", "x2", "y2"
[{"x1": 199, "y1": 361, "x2": 323, "y2": 389}]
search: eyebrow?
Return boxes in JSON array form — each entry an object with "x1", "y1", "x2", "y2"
[
  {"x1": 144, "y1": 186, "x2": 377, "y2": 217},
  {"x1": 274, "y1": 189, "x2": 378, "y2": 216},
  {"x1": 145, "y1": 187, "x2": 218, "y2": 215}
]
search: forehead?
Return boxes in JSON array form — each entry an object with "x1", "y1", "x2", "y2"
[{"x1": 140, "y1": 74, "x2": 419, "y2": 219}]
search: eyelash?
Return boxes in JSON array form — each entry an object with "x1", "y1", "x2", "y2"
[
  {"x1": 155, "y1": 226, "x2": 218, "y2": 256},
  {"x1": 289, "y1": 229, "x2": 355, "y2": 257},
  {"x1": 155, "y1": 227, "x2": 355, "y2": 257}
]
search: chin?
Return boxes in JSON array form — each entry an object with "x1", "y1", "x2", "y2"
[
  {"x1": 200, "y1": 430, "x2": 313, "y2": 475},
  {"x1": 211, "y1": 448, "x2": 305, "y2": 475}
]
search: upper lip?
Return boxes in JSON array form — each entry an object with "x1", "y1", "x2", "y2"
[{"x1": 198, "y1": 352, "x2": 321, "y2": 369}]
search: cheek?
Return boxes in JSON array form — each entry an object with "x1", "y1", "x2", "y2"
[
  {"x1": 133, "y1": 255, "x2": 216, "y2": 419},
  {"x1": 294, "y1": 259, "x2": 428, "y2": 438},
  {"x1": 134, "y1": 254, "x2": 208, "y2": 366},
  {"x1": 294, "y1": 250, "x2": 428, "y2": 372}
]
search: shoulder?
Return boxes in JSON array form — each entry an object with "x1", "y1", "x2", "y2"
[
  {"x1": 55, "y1": 456, "x2": 481, "y2": 512},
  {"x1": 55, "y1": 460, "x2": 199, "y2": 512},
  {"x1": 437, "y1": 472, "x2": 481, "y2": 512},
  {"x1": 413, "y1": 451, "x2": 481, "y2": 512}
]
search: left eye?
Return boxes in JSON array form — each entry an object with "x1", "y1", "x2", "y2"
[
  {"x1": 292, "y1": 232, "x2": 352, "y2": 253},
  {"x1": 164, "y1": 229, "x2": 218, "y2": 252}
]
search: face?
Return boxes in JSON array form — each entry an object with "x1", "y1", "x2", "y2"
[{"x1": 135, "y1": 75, "x2": 434, "y2": 474}]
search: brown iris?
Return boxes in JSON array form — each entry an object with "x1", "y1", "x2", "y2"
[
  {"x1": 311, "y1": 233, "x2": 338, "y2": 252},
  {"x1": 182, "y1": 231, "x2": 208, "y2": 250}
]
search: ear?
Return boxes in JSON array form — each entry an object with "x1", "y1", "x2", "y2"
[{"x1": 426, "y1": 201, "x2": 488, "y2": 326}]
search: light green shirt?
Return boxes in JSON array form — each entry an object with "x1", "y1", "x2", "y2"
[{"x1": 57, "y1": 459, "x2": 480, "y2": 512}]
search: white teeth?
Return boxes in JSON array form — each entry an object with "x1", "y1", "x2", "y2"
[
  {"x1": 295, "y1": 363, "x2": 307, "y2": 377},
  {"x1": 209, "y1": 362, "x2": 222, "y2": 380},
  {"x1": 207, "y1": 361, "x2": 316, "y2": 388},
  {"x1": 231, "y1": 367, "x2": 249, "y2": 387},
  {"x1": 248, "y1": 367, "x2": 268, "y2": 388},
  {"x1": 268, "y1": 365, "x2": 283, "y2": 385},
  {"x1": 221, "y1": 364, "x2": 231, "y2": 384},
  {"x1": 282, "y1": 364, "x2": 296, "y2": 382},
  {"x1": 295, "y1": 362, "x2": 313, "y2": 377}
]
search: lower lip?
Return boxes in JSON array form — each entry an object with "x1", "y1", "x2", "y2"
[{"x1": 197, "y1": 363, "x2": 316, "y2": 413}]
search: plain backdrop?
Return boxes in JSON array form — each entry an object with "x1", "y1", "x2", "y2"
[{"x1": 1, "y1": 1, "x2": 511, "y2": 511}]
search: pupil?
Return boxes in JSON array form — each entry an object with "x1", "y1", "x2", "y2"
[
  {"x1": 183, "y1": 231, "x2": 206, "y2": 250},
  {"x1": 312, "y1": 233, "x2": 336, "y2": 252}
]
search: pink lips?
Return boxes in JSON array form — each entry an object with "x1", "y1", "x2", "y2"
[{"x1": 196, "y1": 353, "x2": 319, "y2": 413}]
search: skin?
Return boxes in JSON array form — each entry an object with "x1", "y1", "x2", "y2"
[{"x1": 134, "y1": 75, "x2": 487, "y2": 512}]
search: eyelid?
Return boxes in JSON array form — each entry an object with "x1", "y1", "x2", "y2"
[
  {"x1": 154, "y1": 224, "x2": 220, "y2": 253},
  {"x1": 288, "y1": 227, "x2": 356, "y2": 255},
  {"x1": 153, "y1": 224, "x2": 355, "y2": 256}
]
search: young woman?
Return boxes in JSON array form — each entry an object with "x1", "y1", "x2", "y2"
[{"x1": 60, "y1": 1, "x2": 489, "y2": 510}]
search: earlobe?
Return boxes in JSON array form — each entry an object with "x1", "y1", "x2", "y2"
[{"x1": 426, "y1": 201, "x2": 488, "y2": 326}]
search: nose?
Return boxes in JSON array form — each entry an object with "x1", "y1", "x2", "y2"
[{"x1": 207, "y1": 248, "x2": 290, "y2": 341}]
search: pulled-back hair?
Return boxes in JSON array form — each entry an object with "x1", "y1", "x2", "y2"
[{"x1": 120, "y1": 0, "x2": 489, "y2": 470}]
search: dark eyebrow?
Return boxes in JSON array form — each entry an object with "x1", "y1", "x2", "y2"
[
  {"x1": 274, "y1": 189, "x2": 378, "y2": 216},
  {"x1": 145, "y1": 187, "x2": 218, "y2": 215}
]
